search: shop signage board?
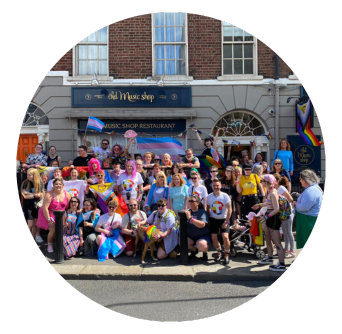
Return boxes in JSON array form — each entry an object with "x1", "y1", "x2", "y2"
[
  {"x1": 287, "y1": 135, "x2": 322, "y2": 182},
  {"x1": 72, "y1": 86, "x2": 192, "y2": 108}
]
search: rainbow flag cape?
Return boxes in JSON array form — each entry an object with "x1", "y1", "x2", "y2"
[
  {"x1": 89, "y1": 182, "x2": 128, "y2": 216},
  {"x1": 140, "y1": 225, "x2": 157, "y2": 243},
  {"x1": 37, "y1": 166, "x2": 57, "y2": 181},
  {"x1": 98, "y1": 228, "x2": 126, "y2": 262},
  {"x1": 62, "y1": 166, "x2": 88, "y2": 179}
]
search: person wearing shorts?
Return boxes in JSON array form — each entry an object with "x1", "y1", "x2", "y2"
[
  {"x1": 207, "y1": 179, "x2": 232, "y2": 265},
  {"x1": 121, "y1": 199, "x2": 147, "y2": 256},
  {"x1": 184, "y1": 195, "x2": 211, "y2": 261}
]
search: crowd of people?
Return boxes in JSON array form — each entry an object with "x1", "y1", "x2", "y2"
[{"x1": 20, "y1": 137, "x2": 323, "y2": 271}]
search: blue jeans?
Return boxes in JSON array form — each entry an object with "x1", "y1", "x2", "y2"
[{"x1": 282, "y1": 213, "x2": 295, "y2": 252}]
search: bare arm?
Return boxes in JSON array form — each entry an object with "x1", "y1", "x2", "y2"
[{"x1": 192, "y1": 128, "x2": 205, "y2": 149}]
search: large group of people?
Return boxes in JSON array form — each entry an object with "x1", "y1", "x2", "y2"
[{"x1": 21, "y1": 137, "x2": 323, "y2": 271}]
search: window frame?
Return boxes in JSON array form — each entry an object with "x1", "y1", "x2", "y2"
[
  {"x1": 152, "y1": 12, "x2": 190, "y2": 79},
  {"x1": 219, "y1": 22, "x2": 261, "y2": 80},
  {"x1": 73, "y1": 26, "x2": 109, "y2": 78}
]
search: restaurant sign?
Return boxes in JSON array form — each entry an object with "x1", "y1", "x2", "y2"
[{"x1": 72, "y1": 86, "x2": 192, "y2": 108}]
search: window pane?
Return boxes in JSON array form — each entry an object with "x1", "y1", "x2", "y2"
[
  {"x1": 78, "y1": 61, "x2": 87, "y2": 75},
  {"x1": 155, "y1": 45, "x2": 164, "y2": 59},
  {"x1": 166, "y1": 60, "x2": 175, "y2": 74},
  {"x1": 98, "y1": 27, "x2": 107, "y2": 42},
  {"x1": 234, "y1": 59, "x2": 243, "y2": 74},
  {"x1": 176, "y1": 45, "x2": 185, "y2": 59},
  {"x1": 176, "y1": 60, "x2": 186, "y2": 75},
  {"x1": 234, "y1": 27, "x2": 243, "y2": 41},
  {"x1": 88, "y1": 61, "x2": 97, "y2": 75},
  {"x1": 223, "y1": 26, "x2": 233, "y2": 41},
  {"x1": 223, "y1": 60, "x2": 232, "y2": 75},
  {"x1": 223, "y1": 44, "x2": 232, "y2": 58},
  {"x1": 223, "y1": 21, "x2": 231, "y2": 26},
  {"x1": 244, "y1": 59, "x2": 253, "y2": 74},
  {"x1": 175, "y1": 13, "x2": 185, "y2": 26},
  {"x1": 88, "y1": 32, "x2": 97, "y2": 42},
  {"x1": 165, "y1": 12, "x2": 174, "y2": 26},
  {"x1": 88, "y1": 45, "x2": 97, "y2": 59},
  {"x1": 244, "y1": 44, "x2": 253, "y2": 58},
  {"x1": 99, "y1": 45, "x2": 107, "y2": 59},
  {"x1": 156, "y1": 60, "x2": 165, "y2": 75},
  {"x1": 78, "y1": 45, "x2": 87, "y2": 59},
  {"x1": 166, "y1": 45, "x2": 174, "y2": 59},
  {"x1": 244, "y1": 30, "x2": 253, "y2": 41},
  {"x1": 166, "y1": 27, "x2": 175, "y2": 42},
  {"x1": 155, "y1": 13, "x2": 164, "y2": 26},
  {"x1": 176, "y1": 27, "x2": 185, "y2": 42},
  {"x1": 155, "y1": 27, "x2": 164, "y2": 42},
  {"x1": 99, "y1": 61, "x2": 107, "y2": 75},
  {"x1": 234, "y1": 44, "x2": 242, "y2": 58}
]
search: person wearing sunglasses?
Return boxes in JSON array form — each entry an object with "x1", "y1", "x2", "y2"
[
  {"x1": 145, "y1": 199, "x2": 178, "y2": 260},
  {"x1": 188, "y1": 171, "x2": 208, "y2": 208},
  {"x1": 82, "y1": 137, "x2": 111, "y2": 163},
  {"x1": 121, "y1": 199, "x2": 147, "y2": 257},
  {"x1": 184, "y1": 194, "x2": 211, "y2": 261},
  {"x1": 272, "y1": 138, "x2": 294, "y2": 178},
  {"x1": 270, "y1": 159, "x2": 291, "y2": 192},
  {"x1": 95, "y1": 200, "x2": 126, "y2": 260},
  {"x1": 62, "y1": 197, "x2": 81, "y2": 259},
  {"x1": 236, "y1": 163, "x2": 265, "y2": 221},
  {"x1": 220, "y1": 166, "x2": 238, "y2": 223},
  {"x1": 207, "y1": 179, "x2": 232, "y2": 264},
  {"x1": 204, "y1": 167, "x2": 219, "y2": 194}
]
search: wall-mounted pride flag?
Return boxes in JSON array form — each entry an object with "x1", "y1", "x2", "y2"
[{"x1": 136, "y1": 137, "x2": 185, "y2": 161}]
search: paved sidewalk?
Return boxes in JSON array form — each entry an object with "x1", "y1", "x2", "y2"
[{"x1": 39, "y1": 240, "x2": 299, "y2": 282}]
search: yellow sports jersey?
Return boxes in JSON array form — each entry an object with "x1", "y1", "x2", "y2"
[{"x1": 239, "y1": 174, "x2": 260, "y2": 196}]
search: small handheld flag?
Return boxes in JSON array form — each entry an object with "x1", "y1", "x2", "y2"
[
  {"x1": 250, "y1": 140, "x2": 256, "y2": 146},
  {"x1": 232, "y1": 139, "x2": 240, "y2": 148},
  {"x1": 189, "y1": 124, "x2": 196, "y2": 128},
  {"x1": 87, "y1": 116, "x2": 105, "y2": 132},
  {"x1": 222, "y1": 140, "x2": 229, "y2": 146}
]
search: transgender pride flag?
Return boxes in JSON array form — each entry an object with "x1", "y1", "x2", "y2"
[
  {"x1": 136, "y1": 137, "x2": 185, "y2": 161},
  {"x1": 87, "y1": 116, "x2": 105, "y2": 132}
]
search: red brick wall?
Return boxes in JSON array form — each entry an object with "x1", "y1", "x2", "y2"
[{"x1": 50, "y1": 14, "x2": 293, "y2": 80}]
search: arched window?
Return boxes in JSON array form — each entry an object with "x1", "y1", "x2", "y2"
[
  {"x1": 22, "y1": 103, "x2": 49, "y2": 126},
  {"x1": 212, "y1": 110, "x2": 266, "y2": 137}
]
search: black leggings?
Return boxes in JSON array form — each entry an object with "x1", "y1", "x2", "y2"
[{"x1": 241, "y1": 195, "x2": 260, "y2": 220}]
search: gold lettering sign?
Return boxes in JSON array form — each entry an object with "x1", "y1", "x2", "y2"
[
  {"x1": 108, "y1": 91, "x2": 155, "y2": 103},
  {"x1": 294, "y1": 145, "x2": 315, "y2": 166}
]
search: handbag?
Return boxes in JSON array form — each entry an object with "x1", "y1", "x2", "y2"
[{"x1": 34, "y1": 198, "x2": 43, "y2": 209}]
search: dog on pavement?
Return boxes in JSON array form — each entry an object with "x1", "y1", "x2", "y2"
[{"x1": 134, "y1": 225, "x2": 163, "y2": 264}]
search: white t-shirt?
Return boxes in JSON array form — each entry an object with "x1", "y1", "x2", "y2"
[
  {"x1": 96, "y1": 213, "x2": 122, "y2": 230},
  {"x1": 277, "y1": 185, "x2": 287, "y2": 196},
  {"x1": 117, "y1": 172, "x2": 144, "y2": 203},
  {"x1": 207, "y1": 192, "x2": 231, "y2": 219},
  {"x1": 93, "y1": 147, "x2": 110, "y2": 162},
  {"x1": 188, "y1": 184, "x2": 208, "y2": 202},
  {"x1": 121, "y1": 210, "x2": 147, "y2": 229}
]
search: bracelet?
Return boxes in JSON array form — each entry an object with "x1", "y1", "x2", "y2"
[
  {"x1": 190, "y1": 217, "x2": 195, "y2": 224},
  {"x1": 259, "y1": 203, "x2": 263, "y2": 208},
  {"x1": 189, "y1": 163, "x2": 192, "y2": 166},
  {"x1": 160, "y1": 234, "x2": 164, "y2": 238},
  {"x1": 267, "y1": 214, "x2": 271, "y2": 219}
]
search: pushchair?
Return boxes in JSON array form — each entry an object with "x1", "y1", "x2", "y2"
[{"x1": 229, "y1": 218, "x2": 266, "y2": 259}]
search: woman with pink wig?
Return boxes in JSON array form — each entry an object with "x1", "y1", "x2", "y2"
[
  {"x1": 86, "y1": 158, "x2": 101, "y2": 184},
  {"x1": 116, "y1": 160, "x2": 143, "y2": 204}
]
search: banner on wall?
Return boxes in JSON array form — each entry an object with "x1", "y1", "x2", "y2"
[{"x1": 287, "y1": 135, "x2": 322, "y2": 182}]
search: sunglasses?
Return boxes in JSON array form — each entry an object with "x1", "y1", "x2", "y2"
[
  {"x1": 210, "y1": 170, "x2": 218, "y2": 173},
  {"x1": 108, "y1": 206, "x2": 115, "y2": 209},
  {"x1": 157, "y1": 204, "x2": 166, "y2": 207},
  {"x1": 191, "y1": 177, "x2": 198, "y2": 180},
  {"x1": 129, "y1": 204, "x2": 137, "y2": 207},
  {"x1": 101, "y1": 143, "x2": 109, "y2": 145},
  {"x1": 70, "y1": 201, "x2": 78, "y2": 204},
  {"x1": 232, "y1": 164, "x2": 238, "y2": 167},
  {"x1": 188, "y1": 200, "x2": 197, "y2": 203},
  {"x1": 244, "y1": 168, "x2": 251, "y2": 171},
  {"x1": 274, "y1": 163, "x2": 282, "y2": 165}
]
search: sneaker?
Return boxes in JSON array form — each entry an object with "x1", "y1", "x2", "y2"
[
  {"x1": 287, "y1": 252, "x2": 296, "y2": 258},
  {"x1": 269, "y1": 262, "x2": 286, "y2": 272},
  {"x1": 223, "y1": 255, "x2": 230, "y2": 265},
  {"x1": 215, "y1": 252, "x2": 223, "y2": 262},
  {"x1": 258, "y1": 255, "x2": 274, "y2": 265},
  {"x1": 47, "y1": 245, "x2": 54, "y2": 253},
  {"x1": 201, "y1": 252, "x2": 208, "y2": 261},
  {"x1": 35, "y1": 235, "x2": 44, "y2": 243}
]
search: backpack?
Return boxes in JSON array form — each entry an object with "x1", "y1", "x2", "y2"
[
  {"x1": 278, "y1": 195, "x2": 291, "y2": 221},
  {"x1": 152, "y1": 209, "x2": 179, "y2": 229}
]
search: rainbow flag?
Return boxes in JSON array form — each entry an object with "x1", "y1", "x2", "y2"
[
  {"x1": 222, "y1": 140, "x2": 229, "y2": 146},
  {"x1": 37, "y1": 166, "x2": 57, "y2": 181},
  {"x1": 140, "y1": 225, "x2": 157, "y2": 243},
  {"x1": 189, "y1": 124, "x2": 196, "y2": 128},
  {"x1": 264, "y1": 131, "x2": 272, "y2": 140},
  {"x1": 250, "y1": 140, "x2": 256, "y2": 146},
  {"x1": 297, "y1": 118, "x2": 324, "y2": 146},
  {"x1": 196, "y1": 129, "x2": 203, "y2": 134},
  {"x1": 62, "y1": 166, "x2": 88, "y2": 179}
]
